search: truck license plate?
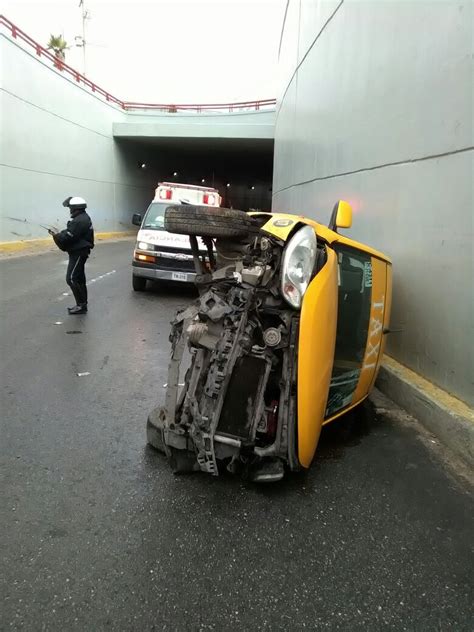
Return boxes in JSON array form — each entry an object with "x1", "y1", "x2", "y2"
[{"x1": 172, "y1": 272, "x2": 187, "y2": 282}]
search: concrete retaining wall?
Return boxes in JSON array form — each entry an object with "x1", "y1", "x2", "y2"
[
  {"x1": 0, "y1": 34, "x2": 158, "y2": 241},
  {"x1": 273, "y1": 0, "x2": 473, "y2": 405}
]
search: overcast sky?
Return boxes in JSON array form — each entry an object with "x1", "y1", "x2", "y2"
[{"x1": 4, "y1": 0, "x2": 286, "y2": 103}]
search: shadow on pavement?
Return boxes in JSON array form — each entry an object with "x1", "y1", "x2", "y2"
[
  {"x1": 144, "y1": 281, "x2": 198, "y2": 299},
  {"x1": 141, "y1": 400, "x2": 380, "y2": 496},
  {"x1": 317, "y1": 399, "x2": 376, "y2": 459}
]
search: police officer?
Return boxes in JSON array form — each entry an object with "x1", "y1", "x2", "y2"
[{"x1": 50, "y1": 196, "x2": 94, "y2": 314}]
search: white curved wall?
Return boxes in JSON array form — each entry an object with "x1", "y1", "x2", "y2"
[
  {"x1": 273, "y1": 1, "x2": 473, "y2": 404},
  {"x1": 0, "y1": 34, "x2": 161, "y2": 240}
]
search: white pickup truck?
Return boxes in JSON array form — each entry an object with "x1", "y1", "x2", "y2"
[{"x1": 131, "y1": 182, "x2": 221, "y2": 291}]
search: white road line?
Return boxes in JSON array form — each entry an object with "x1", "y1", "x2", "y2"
[{"x1": 56, "y1": 270, "x2": 116, "y2": 301}]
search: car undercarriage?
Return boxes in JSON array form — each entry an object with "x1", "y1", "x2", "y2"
[{"x1": 147, "y1": 210, "x2": 308, "y2": 482}]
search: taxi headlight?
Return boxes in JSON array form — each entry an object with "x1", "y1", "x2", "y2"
[
  {"x1": 281, "y1": 225, "x2": 317, "y2": 309},
  {"x1": 138, "y1": 241, "x2": 150, "y2": 250}
]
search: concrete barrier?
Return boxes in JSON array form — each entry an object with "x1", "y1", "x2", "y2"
[
  {"x1": 0, "y1": 231, "x2": 136, "y2": 257},
  {"x1": 377, "y1": 356, "x2": 474, "y2": 468}
]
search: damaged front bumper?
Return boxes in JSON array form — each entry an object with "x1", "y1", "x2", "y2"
[{"x1": 149, "y1": 232, "x2": 301, "y2": 482}]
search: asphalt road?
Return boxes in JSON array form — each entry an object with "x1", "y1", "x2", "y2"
[{"x1": 1, "y1": 240, "x2": 473, "y2": 631}]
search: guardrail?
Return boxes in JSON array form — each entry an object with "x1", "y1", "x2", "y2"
[
  {"x1": 123, "y1": 99, "x2": 277, "y2": 113},
  {"x1": 1, "y1": 15, "x2": 124, "y2": 108},
  {"x1": 0, "y1": 15, "x2": 276, "y2": 113}
]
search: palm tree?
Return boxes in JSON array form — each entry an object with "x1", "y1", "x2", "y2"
[{"x1": 47, "y1": 35, "x2": 68, "y2": 60}]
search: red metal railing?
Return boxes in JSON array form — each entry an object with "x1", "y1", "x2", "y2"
[
  {"x1": 1, "y1": 15, "x2": 124, "y2": 107},
  {"x1": 122, "y1": 99, "x2": 277, "y2": 112},
  {"x1": 0, "y1": 15, "x2": 276, "y2": 113}
]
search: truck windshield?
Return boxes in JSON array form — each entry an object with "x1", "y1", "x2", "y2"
[{"x1": 142, "y1": 202, "x2": 171, "y2": 230}]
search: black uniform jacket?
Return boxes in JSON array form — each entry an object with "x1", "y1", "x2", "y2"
[{"x1": 53, "y1": 210, "x2": 94, "y2": 253}]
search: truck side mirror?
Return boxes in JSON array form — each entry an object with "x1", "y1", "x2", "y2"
[
  {"x1": 132, "y1": 213, "x2": 142, "y2": 226},
  {"x1": 328, "y1": 200, "x2": 352, "y2": 232}
]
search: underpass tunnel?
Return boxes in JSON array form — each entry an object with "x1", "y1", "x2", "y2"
[{"x1": 114, "y1": 137, "x2": 274, "y2": 214}]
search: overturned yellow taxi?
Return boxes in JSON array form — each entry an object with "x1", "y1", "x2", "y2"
[{"x1": 147, "y1": 201, "x2": 392, "y2": 482}]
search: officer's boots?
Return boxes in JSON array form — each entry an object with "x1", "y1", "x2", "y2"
[{"x1": 68, "y1": 283, "x2": 88, "y2": 314}]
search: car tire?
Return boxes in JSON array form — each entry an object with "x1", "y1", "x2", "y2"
[
  {"x1": 132, "y1": 275, "x2": 147, "y2": 291},
  {"x1": 164, "y1": 205, "x2": 257, "y2": 238}
]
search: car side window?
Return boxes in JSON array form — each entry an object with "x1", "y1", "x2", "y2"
[{"x1": 325, "y1": 246, "x2": 373, "y2": 418}]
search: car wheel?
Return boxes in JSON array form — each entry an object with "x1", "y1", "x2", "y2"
[
  {"x1": 164, "y1": 205, "x2": 258, "y2": 238},
  {"x1": 132, "y1": 275, "x2": 147, "y2": 291}
]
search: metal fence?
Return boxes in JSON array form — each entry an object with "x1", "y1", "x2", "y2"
[{"x1": 1, "y1": 15, "x2": 276, "y2": 113}]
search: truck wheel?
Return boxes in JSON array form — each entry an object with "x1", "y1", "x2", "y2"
[
  {"x1": 132, "y1": 275, "x2": 147, "y2": 291},
  {"x1": 164, "y1": 205, "x2": 257, "y2": 238}
]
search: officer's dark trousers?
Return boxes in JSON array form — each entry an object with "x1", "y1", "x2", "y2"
[{"x1": 66, "y1": 249, "x2": 89, "y2": 306}]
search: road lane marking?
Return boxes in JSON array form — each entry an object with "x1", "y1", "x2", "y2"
[{"x1": 57, "y1": 270, "x2": 116, "y2": 300}]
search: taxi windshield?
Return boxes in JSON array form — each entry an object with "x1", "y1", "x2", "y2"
[{"x1": 142, "y1": 202, "x2": 171, "y2": 230}]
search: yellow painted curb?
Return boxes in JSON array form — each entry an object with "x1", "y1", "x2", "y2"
[
  {"x1": 382, "y1": 355, "x2": 473, "y2": 421},
  {"x1": 95, "y1": 231, "x2": 136, "y2": 241},
  {"x1": 0, "y1": 238, "x2": 52, "y2": 253},
  {"x1": 0, "y1": 231, "x2": 136, "y2": 254}
]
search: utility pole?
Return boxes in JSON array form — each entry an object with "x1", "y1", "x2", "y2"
[{"x1": 77, "y1": 0, "x2": 90, "y2": 76}]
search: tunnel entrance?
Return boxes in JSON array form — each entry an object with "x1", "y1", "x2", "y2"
[{"x1": 115, "y1": 136, "x2": 274, "y2": 213}]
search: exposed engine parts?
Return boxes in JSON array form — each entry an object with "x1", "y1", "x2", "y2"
[
  {"x1": 263, "y1": 327, "x2": 282, "y2": 347},
  {"x1": 150, "y1": 224, "x2": 300, "y2": 482}
]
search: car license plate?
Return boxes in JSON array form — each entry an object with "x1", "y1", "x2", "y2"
[{"x1": 172, "y1": 272, "x2": 187, "y2": 282}]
